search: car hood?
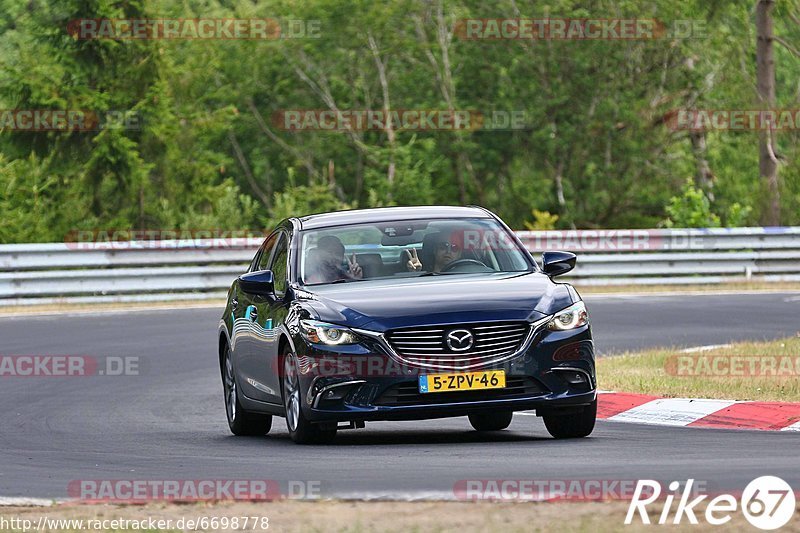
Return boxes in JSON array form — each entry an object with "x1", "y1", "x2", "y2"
[{"x1": 298, "y1": 272, "x2": 574, "y2": 331}]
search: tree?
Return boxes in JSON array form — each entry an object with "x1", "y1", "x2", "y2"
[{"x1": 755, "y1": 0, "x2": 780, "y2": 225}]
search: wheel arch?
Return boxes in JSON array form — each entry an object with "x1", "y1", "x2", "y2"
[
  {"x1": 277, "y1": 331, "x2": 295, "y2": 401},
  {"x1": 218, "y1": 330, "x2": 230, "y2": 375}
]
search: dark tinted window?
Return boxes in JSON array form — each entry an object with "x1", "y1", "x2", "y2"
[
  {"x1": 255, "y1": 233, "x2": 278, "y2": 272},
  {"x1": 269, "y1": 233, "x2": 289, "y2": 295}
]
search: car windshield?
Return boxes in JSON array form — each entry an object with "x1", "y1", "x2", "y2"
[{"x1": 299, "y1": 218, "x2": 532, "y2": 285}]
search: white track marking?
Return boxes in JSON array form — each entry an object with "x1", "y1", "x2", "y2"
[
  {"x1": 678, "y1": 344, "x2": 732, "y2": 353},
  {"x1": 0, "y1": 497, "x2": 57, "y2": 506},
  {"x1": 607, "y1": 398, "x2": 737, "y2": 427}
]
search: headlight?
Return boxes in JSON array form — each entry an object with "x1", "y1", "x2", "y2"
[
  {"x1": 547, "y1": 301, "x2": 589, "y2": 331},
  {"x1": 300, "y1": 320, "x2": 360, "y2": 345}
]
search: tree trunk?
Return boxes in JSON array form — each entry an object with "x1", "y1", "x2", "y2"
[
  {"x1": 756, "y1": 0, "x2": 780, "y2": 225},
  {"x1": 689, "y1": 130, "x2": 715, "y2": 201}
]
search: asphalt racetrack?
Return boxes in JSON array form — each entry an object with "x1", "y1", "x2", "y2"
[{"x1": 1, "y1": 292, "x2": 798, "y2": 499}]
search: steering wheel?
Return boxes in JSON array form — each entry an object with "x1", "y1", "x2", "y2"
[{"x1": 440, "y1": 258, "x2": 490, "y2": 273}]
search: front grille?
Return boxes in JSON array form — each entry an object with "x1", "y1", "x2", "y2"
[
  {"x1": 385, "y1": 321, "x2": 530, "y2": 367},
  {"x1": 374, "y1": 376, "x2": 548, "y2": 406}
]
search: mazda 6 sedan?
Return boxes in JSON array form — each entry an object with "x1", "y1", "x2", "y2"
[{"x1": 218, "y1": 206, "x2": 596, "y2": 444}]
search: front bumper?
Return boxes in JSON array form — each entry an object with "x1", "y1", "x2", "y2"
[{"x1": 294, "y1": 324, "x2": 596, "y2": 423}]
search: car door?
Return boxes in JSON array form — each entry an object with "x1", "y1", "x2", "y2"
[
  {"x1": 255, "y1": 230, "x2": 291, "y2": 405},
  {"x1": 235, "y1": 232, "x2": 279, "y2": 403}
]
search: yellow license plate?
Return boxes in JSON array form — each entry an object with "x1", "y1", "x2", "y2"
[{"x1": 418, "y1": 370, "x2": 506, "y2": 393}]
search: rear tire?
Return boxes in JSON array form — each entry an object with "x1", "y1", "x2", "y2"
[
  {"x1": 223, "y1": 344, "x2": 273, "y2": 436},
  {"x1": 543, "y1": 399, "x2": 597, "y2": 439},
  {"x1": 283, "y1": 353, "x2": 337, "y2": 445},
  {"x1": 468, "y1": 410, "x2": 513, "y2": 431}
]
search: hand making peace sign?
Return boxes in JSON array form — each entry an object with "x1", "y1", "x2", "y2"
[
  {"x1": 347, "y1": 254, "x2": 363, "y2": 279},
  {"x1": 405, "y1": 248, "x2": 422, "y2": 271}
]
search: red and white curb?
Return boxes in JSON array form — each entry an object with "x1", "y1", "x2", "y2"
[{"x1": 598, "y1": 392, "x2": 800, "y2": 431}]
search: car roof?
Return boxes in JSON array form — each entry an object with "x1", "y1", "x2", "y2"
[{"x1": 296, "y1": 206, "x2": 492, "y2": 230}]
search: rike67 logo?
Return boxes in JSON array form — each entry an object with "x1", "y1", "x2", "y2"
[{"x1": 626, "y1": 477, "x2": 796, "y2": 530}]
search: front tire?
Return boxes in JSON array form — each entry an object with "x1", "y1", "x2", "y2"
[
  {"x1": 283, "y1": 353, "x2": 337, "y2": 445},
  {"x1": 223, "y1": 344, "x2": 272, "y2": 436},
  {"x1": 468, "y1": 410, "x2": 513, "y2": 431},
  {"x1": 543, "y1": 399, "x2": 597, "y2": 439}
]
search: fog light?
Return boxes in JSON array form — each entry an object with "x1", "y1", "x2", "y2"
[
  {"x1": 308, "y1": 378, "x2": 368, "y2": 407},
  {"x1": 565, "y1": 372, "x2": 587, "y2": 385}
]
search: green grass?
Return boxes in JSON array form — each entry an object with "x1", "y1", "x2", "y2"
[{"x1": 597, "y1": 336, "x2": 800, "y2": 402}]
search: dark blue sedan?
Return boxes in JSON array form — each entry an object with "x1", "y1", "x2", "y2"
[{"x1": 218, "y1": 206, "x2": 596, "y2": 444}]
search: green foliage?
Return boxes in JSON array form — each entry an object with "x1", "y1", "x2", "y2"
[
  {"x1": 524, "y1": 210, "x2": 559, "y2": 231},
  {"x1": 364, "y1": 137, "x2": 441, "y2": 207},
  {"x1": 0, "y1": 153, "x2": 77, "y2": 242},
  {"x1": 158, "y1": 180, "x2": 263, "y2": 231},
  {"x1": 664, "y1": 179, "x2": 721, "y2": 228},
  {"x1": 664, "y1": 179, "x2": 754, "y2": 228},
  {"x1": 724, "y1": 202, "x2": 753, "y2": 227},
  {"x1": 268, "y1": 170, "x2": 352, "y2": 227}
]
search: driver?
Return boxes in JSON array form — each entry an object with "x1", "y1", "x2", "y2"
[
  {"x1": 432, "y1": 237, "x2": 462, "y2": 272},
  {"x1": 306, "y1": 235, "x2": 363, "y2": 283},
  {"x1": 405, "y1": 232, "x2": 462, "y2": 273}
]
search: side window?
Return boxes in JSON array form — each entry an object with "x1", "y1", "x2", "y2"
[
  {"x1": 269, "y1": 233, "x2": 289, "y2": 295},
  {"x1": 255, "y1": 234, "x2": 278, "y2": 272}
]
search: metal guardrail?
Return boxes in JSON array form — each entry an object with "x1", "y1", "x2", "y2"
[{"x1": 1, "y1": 227, "x2": 799, "y2": 305}]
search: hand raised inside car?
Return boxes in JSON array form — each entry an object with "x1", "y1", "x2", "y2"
[
  {"x1": 347, "y1": 254, "x2": 363, "y2": 279},
  {"x1": 405, "y1": 248, "x2": 422, "y2": 271}
]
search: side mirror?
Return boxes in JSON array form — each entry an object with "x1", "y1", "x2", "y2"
[
  {"x1": 239, "y1": 270, "x2": 275, "y2": 297},
  {"x1": 542, "y1": 251, "x2": 576, "y2": 277}
]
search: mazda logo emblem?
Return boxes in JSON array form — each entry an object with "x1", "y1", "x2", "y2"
[{"x1": 445, "y1": 329, "x2": 474, "y2": 352}]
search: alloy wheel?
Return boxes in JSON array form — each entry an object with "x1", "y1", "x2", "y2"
[{"x1": 284, "y1": 356, "x2": 301, "y2": 432}]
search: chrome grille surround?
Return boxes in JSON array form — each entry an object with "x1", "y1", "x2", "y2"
[{"x1": 354, "y1": 316, "x2": 551, "y2": 371}]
